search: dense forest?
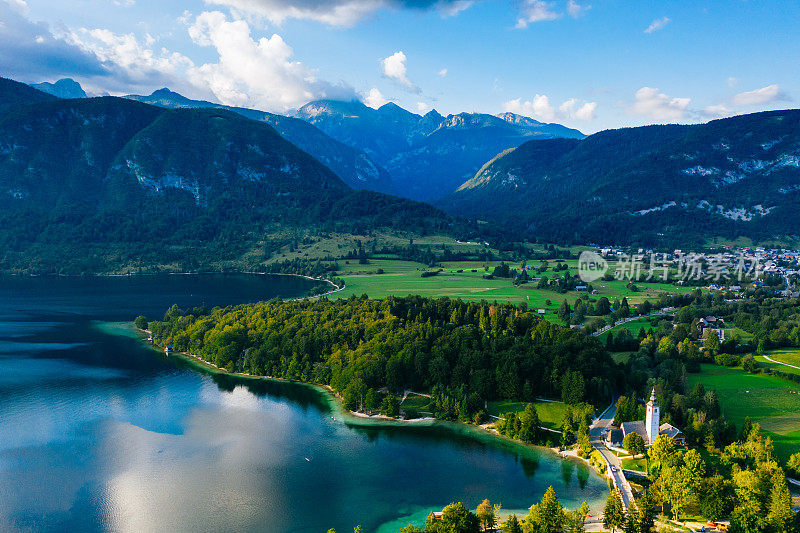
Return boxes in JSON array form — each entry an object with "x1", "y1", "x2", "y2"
[{"x1": 146, "y1": 295, "x2": 618, "y2": 420}]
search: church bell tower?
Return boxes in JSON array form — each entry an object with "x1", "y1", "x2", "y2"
[{"x1": 645, "y1": 388, "x2": 659, "y2": 444}]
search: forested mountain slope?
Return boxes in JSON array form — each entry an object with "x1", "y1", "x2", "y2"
[
  {"x1": 0, "y1": 78, "x2": 460, "y2": 273},
  {"x1": 0, "y1": 76, "x2": 57, "y2": 114},
  {"x1": 124, "y1": 88, "x2": 396, "y2": 194},
  {"x1": 440, "y1": 110, "x2": 800, "y2": 247}
]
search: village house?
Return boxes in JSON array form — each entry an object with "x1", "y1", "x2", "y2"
[{"x1": 697, "y1": 316, "x2": 725, "y2": 341}]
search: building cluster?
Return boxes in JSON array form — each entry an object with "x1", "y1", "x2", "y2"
[
  {"x1": 604, "y1": 389, "x2": 685, "y2": 448},
  {"x1": 594, "y1": 246, "x2": 799, "y2": 296}
]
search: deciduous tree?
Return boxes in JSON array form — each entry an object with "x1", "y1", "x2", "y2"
[
  {"x1": 476, "y1": 499, "x2": 496, "y2": 531},
  {"x1": 623, "y1": 433, "x2": 645, "y2": 457},
  {"x1": 602, "y1": 491, "x2": 624, "y2": 533}
]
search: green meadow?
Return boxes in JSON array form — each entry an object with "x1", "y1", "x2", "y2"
[
  {"x1": 620, "y1": 456, "x2": 648, "y2": 472},
  {"x1": 764, "y1": 348, "x2": 800, "y2": 368},
  {"x1": 756, "y1": 355, "x2": 800, "y2": 377},
  {"x1": 598, "y1": 316, "x2": 665, "y2": 341},
  {"x1": 398, "y1": 395, "x2": 568, "y2": 429},
  {"x1": 687, "y1": 364, "x2": 800, "y2": 460},
  {"x1": 329, "y1": 258, "x2": 695, "y2": 315},
  {"x1": 486, "y1": 400, "x2": 569, "y2": 430}
]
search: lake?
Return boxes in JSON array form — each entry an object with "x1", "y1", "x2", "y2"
[{"x1": 0, "y1": 274, "x2": 608, "y2": 532}]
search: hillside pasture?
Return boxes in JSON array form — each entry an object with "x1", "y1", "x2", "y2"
[{"x1": 687, "y1": 364, "x2": 800, "y2": 460}]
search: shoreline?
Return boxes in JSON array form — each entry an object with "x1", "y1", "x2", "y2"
[
  {"x1": 5, "y1": 269, "x2": 346, "y2": 301},
  {"x1": 133, "y1": 324, "x2": 605, "y2": 473}
]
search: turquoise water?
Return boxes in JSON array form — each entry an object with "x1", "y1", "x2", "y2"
[{"x1": 0, "y1": 274, "x2": 607, "y2": 532}]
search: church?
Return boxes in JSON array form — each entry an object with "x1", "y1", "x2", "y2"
[{"x1": 605, "y1": 389, "x2": 685, "y2": 447}]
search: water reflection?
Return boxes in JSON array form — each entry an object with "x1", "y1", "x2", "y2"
[{"x1": 0, "y1": 275, "x2": 608, "y2": 532}]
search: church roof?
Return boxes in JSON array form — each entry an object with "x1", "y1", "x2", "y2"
[
  {"x1": 659, "y1": 423, "x2": 683, "y2": 439},
  {"x1": 620, "y1": 421, "x2": 648, "y2": 441},
  {"x1": 605, "y1": 428, "x2": 623, "y2": 444}
]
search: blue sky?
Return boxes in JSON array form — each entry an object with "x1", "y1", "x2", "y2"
[{"x1": 2, "y1": 0, "x2": 797, "y2": 132}]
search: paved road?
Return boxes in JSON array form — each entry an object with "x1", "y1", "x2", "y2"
[{"x1": 590, "y1": 402, "x2": 634, "y2": 511}]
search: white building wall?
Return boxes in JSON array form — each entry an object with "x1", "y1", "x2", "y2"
[{"x1": 645, "y1": 390, "x2": 659, "y2": 445}]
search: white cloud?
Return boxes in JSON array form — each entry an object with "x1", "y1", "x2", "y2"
[
  {"x1": 559, "y1": 98, "x2": 597, "y2": 120},
  {"x1": 516, "y1": 0, "x2": 559, "y2": 28},
  {"x1": 4, "y1": 0, "x2": 29, "y2": 15},
  {"x1": 504, "y1": 94, "x2": 597, "y2": 122},
  {"x1": 504, "y1": 95, "x2": 555, "y2": 121},
  {"x1": 68, "y1": 28, "x2": 193, "y2": 82},
  {"x1": 178, "y1": 10, "x2": 193, "y2": 25},
  {"x1": 381, "y1": 50, "x2": 419, "y2": 93},
  {"x1": 726, "y1": 77, "x2": 739, "y2": 88},
  {"x1": 731, "y1": 84, "x2": 786, "y2": 106},
  {"x1": 185, "y1": 11, "x2": 354, "y2": 111},
  {"x1": 703, "y1": 104, "x2": 733, "y2": 118},
  {"x1": 363, "y1": 87, "x2": 388, "y2": 108},
  {"x1": 438, "y1": 0, "x2": 473, "y2": 17},
  {"x1": 416, "y1": 101, "x2": 430, "y2": 113},
  {"x1": 566, "y1": 0, "x2": 589, "y2": 18},
  {"x1": 644, "y1": 16, "x2": 670, "y2": 34},
  {"x1": 437, "y1": 68, "x2": 448, "y2": 77},
  {"x1": 205, "y1": 0, "x2": 474, "y2": 27},
  {"x1": 0, "y1": 0, "x2": 111, "y2": 82},
  {"x1": 628, "y1": 86, "x2": 690, "y2": 121}
]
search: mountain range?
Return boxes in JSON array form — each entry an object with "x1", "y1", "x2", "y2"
[
  {"x1": 439, "y1": 110, "x2": 800, "y2": 246},
  {"x1": 0, "y1": 77, "x2": 458, "y2": 273},
  {"x1": 25, "y1": 79, "x2": 586, "y2": 203},
  {"x1": 123, "y1": 88, "x2": 396, "y2": 195},
  {"x1": 295, "y1": 99, "x2": 584, "y2": 201},
  {"x1": 8, "y1": 75, "x2": 800, "y2": 255}
]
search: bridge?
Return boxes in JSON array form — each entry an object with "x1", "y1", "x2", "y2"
[{"x1": 589, "y1": 402, "x2": 635, "y2": 512}]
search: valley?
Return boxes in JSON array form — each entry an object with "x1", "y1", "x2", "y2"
[{"x1": 0, "y1": 65, "x2": 798, "y2": 533}]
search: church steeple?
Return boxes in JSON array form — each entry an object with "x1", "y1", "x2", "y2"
[{"x1": 645, "y1": 388, "x2": 660, "y2": 444}]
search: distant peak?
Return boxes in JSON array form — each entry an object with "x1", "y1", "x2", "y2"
[
  {"x1": 377, "y1": 102, "x2": 416, "y2": 116},
  {"x1": 151, "y1": 87, "x2": 177, "y2": 96},
  {"x1": 297, "y1": 98, "x2": 370, "y2": 118},
  {"x1": 497, "y1": 111, "x2": 544, "y2": 125},
  {"x1": 30, "y1": 78, "x2": 87, "y2": 99}
]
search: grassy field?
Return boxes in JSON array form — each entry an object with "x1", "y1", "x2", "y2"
[
  {"x1": 399, "y1": 394, "x2": 432, "y2": 414},
  {"x1": 486, "y1": 400, "x2": 569, "y2": 430},
  {"x1": 764, "y1": 348, "x2": 800, "y2": 368},
  {"x1": 265, "y1": 231, "x2": 488, "y2": 264},
  {"x1": 621, "y1": 456, "x2": 648, "y2": 471},
  {"x1": 756, "y1": 354, "x2": 800, "y2": 377},
  {"x1": 598, "y1": 317, "x2": 664, "y2": 342},
  {"x1": 687, "y1": 364, "x2": 800, "y2": 460},
  {"x1": 724, "y1": 327, "x2": 755, "y2": 342},
  {"x1": 329, "y1": 258, "x2": 695, "y2": 314}
]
